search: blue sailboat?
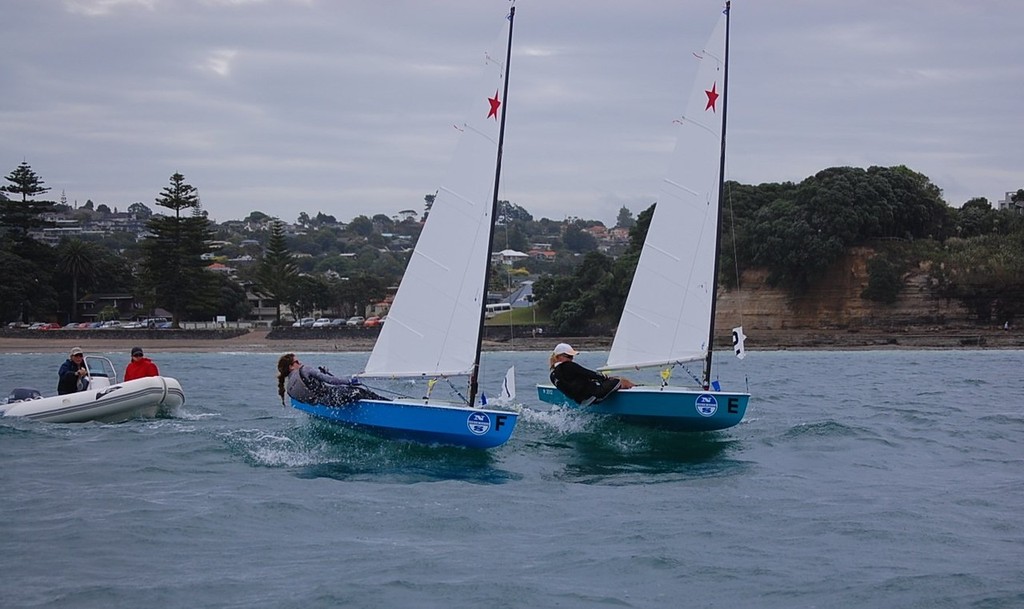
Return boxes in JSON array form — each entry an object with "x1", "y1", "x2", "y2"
[
  {"x1": 537, "y1": 3, "x2": 750, "y2": 431},
  {"x1": 292, "y1": 7, "x2": 519, "y2": 449}
]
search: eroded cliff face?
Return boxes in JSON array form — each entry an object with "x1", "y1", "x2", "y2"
[{"x1": 715, "y1": 247, "x2": 971, "y2": 332}]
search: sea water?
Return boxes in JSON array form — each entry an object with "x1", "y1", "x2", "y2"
[{"x1": 1, "y1": 349, "x2": 1021, "y2": 609}]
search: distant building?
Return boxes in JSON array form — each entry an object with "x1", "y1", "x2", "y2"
[
  {"x1": 492, "y1": 249, "x2": 529, "y2": 265},
  {"x1": 996, "y1": 191, "x2": 1023, "y2": 214}
]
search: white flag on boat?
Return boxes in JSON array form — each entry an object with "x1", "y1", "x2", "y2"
[
  {"x1": 732, "y1": 326, "x2": 747, "y2": 360},
  {"x1": 495, "y1": 366, "x2": 516, "y2": 404}
]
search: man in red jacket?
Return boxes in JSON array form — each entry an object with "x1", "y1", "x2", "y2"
[{"x1": 124, "y1": 346, "x2": 160, "y2": 381}]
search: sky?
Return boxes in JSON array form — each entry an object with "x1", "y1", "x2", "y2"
[{"x1": 2, "y1": 0, "x2": 1021, "y2": 227}]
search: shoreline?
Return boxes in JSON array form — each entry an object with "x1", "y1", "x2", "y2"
[{"x1": 0, "y1": 327, "x2": 1020, "y2": 354}]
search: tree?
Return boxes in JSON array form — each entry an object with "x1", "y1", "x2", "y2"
[
  {"x1": 0, "y1": 243, "x2": 58, "y2": 323},
  {"x1": 57, "y1": 239, "x2": 99, "y2": 322},
  {"x1": 423, "y1": 192, "x2": 436, "y2": 221},
  {"x1": 245, "y1": 210, "x2": 272, "y2": 224},
  {"x1": 139, "y1": 172, "x2": 214, "y2": 327},
  {"x1": 2, "y1": 161, "x2": 50, "y2": 202},
  {"x1": 497, "y1": 200, "x2": 533, "y2": 223},
  {"x1": 315, "y1": 211, "x2": 338, "y2": 225},
  {"x1": 127, "y1": 201, "x2": 153, "y2": 218},
  {"x1": 615, "y1": 206, "x2": 635, "y2": 229},
  {"x1": 932, "y1": 233, "x2": 1024, "y2": 322},
  {"x1": 0, "y1": 161, "x2": 54, "y2": 243},
  {"x1": 256, "y1": 219, "x2": 298, "y2": 324},
  {"x1": 347, "y1": 215, "x2": 373, "y2": 237},
  {"x1": 333, "y1": 273, "x2": 388, "y2": 317},
  {"x1": 861, "y1": 253, "x2": 904, "y2": 304},
  {"x1": 562, "y1": 224, "x2": 598, "y2": 253},
  {"x1": 289, "y1": 274, "x2": 331, "y2": 319},
  {"x1": 188, "y1": 272, "x2": 251, "y2": 321},
  {"x1": 372, "y1": 214, "x2": 394, "y2": 231}
]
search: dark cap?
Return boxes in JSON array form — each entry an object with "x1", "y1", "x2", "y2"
[{"x1": 131, "y1": 347, "x2": 144, "y2": 357}]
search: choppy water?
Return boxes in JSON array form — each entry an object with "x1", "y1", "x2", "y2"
[{"x1": 1, "y1": 349, "x2": 1021, "y2": 609}]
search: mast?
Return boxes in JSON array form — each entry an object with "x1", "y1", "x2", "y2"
[
  {"x1": 469, "y1": 5, "x2": 515, "y2": 408},
  {"x1": 702, "y1": 1, "x2": 729, "y2": 390}
]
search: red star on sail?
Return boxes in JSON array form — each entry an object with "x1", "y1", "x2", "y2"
[
  {"x1": 705, "y1": 82, "x2": 719, "y2": 112},
  {"x1": 487, "y1": 90, "x2": 501, "y2": 119}
]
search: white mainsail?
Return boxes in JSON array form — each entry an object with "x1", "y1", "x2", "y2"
[
  {"x1": 363, "y1": 26, "x2": 509, "y2": 379},
  {"x1": 605, "y1": 12, "x2": 728, "y2": 372}
]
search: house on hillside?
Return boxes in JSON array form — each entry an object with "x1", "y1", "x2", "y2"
[
  {"x1": 997, "y1": 191, "x2": 1023, "y2": 214},
  {"x1": 492, "y1": 249, "x2": 529, "y2": 266}
]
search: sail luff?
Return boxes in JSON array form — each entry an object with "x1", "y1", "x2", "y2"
[{"x1": 469, "y1": 5, "x2": 514, "y2": 408}]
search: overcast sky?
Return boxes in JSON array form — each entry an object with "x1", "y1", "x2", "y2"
[{"x1": 3, "y1": 0, "x2": 1021, "y2": 226}]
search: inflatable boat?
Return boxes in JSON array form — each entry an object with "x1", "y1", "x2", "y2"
[{"x1": 2, "y1": 355, "x2": 185, "y2": 423}]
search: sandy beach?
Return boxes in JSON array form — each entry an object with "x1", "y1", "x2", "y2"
[{"x1": 1, "y1": 326, "x2": 1020, "y2": 354}]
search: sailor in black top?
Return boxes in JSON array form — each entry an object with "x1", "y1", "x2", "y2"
[{"x1": 548, "y1": 343, "x2": 634, "y2": 405}]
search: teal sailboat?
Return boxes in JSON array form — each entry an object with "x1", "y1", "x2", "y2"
[{"x1": 538, "y1": 2, "x2": 750, "y2": 431}]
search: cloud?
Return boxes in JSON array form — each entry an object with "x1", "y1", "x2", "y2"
[{"x1": 2, "y1": 1, "x2": 1021, "y2": 226}]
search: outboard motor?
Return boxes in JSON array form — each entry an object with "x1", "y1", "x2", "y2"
[{"x1": 6, "y1": 387, "x2": 42, "y2": 404}]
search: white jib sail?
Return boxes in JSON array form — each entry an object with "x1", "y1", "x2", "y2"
[
  {"x1": 363, "y1": 23, "x2": 510, "y2": 379},
  {"x1": 605, "y1": 11, "x2": 728, "y2": 372}
]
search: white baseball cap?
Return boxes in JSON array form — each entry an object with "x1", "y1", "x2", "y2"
[{"x1": 552, "y1": 343, "x2": 578, "y2": 356}]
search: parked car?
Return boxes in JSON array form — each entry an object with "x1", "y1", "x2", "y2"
[
  {"x1": 100, "y1": 320, "x2": 123, "y2": 329},
  {"x1": 363, "y1": 316, "x2": 382, "y2": 327},
  {"x1": 346, "y1": 316, "x2": 365, "y2": 326},
  {"x1": 329, "y1": 318, "x2": 347, "y2": 327},
  {"x1": 39, "y1": 322, "x2": 63, "y2": 330},
  {"x1": 311, "y1": 318, "x2": 332, "y2": 328},
  {"x1": 292, "y1": 317, "x2": 315, "y2": 328}
]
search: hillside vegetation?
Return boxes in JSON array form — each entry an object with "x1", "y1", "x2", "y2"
[{"x1": 2, "y1": 160, "x2": 1022, "y2": 334}]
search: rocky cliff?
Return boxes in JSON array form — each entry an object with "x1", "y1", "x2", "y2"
[{"x1": 715, "y1": 247, "x2": 1021, "y2": 349}]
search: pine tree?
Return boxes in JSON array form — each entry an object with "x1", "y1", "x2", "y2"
[
  {"x1": 256, "y1": 219, "x2": 298, "y2": 324},
  {"x1": 139, "y1": 173, "x2": 214, "y2": 327},
  {"x1": 2, "y1": 161, "x2": 50, "y2": 202},
  {"x1": 0, "y1": 161, "x2": 55, "y2": 243}
]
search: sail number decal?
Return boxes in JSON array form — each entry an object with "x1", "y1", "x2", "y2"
[{"x1": 694, "y1": 394, "x2": 718, "y2": 417}]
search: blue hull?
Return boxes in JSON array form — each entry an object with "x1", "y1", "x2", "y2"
[
  {"x1": 291, "y1": 398, "x2": 518, "y2": 449},
  {"x1": 537, "y1": 384, "x2": 748, "y2": 432}
]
